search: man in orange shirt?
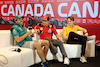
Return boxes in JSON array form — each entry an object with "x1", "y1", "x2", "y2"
[{"x1": 63, "y1": 16, "x2": 96, "y2": 63}]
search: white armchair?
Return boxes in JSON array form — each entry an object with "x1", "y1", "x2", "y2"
[
  {"x1": 0, "y1": 30, "x2": 34, "y2": 67},
  {"x1": 55, "y1": 29, "x2": 96, "y2": 58}
]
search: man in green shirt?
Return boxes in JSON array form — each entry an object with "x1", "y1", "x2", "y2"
[{"x1": 10, "y1": 15, "x2": 50, "y2": 67}]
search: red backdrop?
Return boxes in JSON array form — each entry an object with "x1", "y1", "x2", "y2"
[{"x1": 0, "y1": 0, "x2": 100, "y2": 46}]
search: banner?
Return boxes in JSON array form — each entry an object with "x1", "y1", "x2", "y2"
[{"x1": 0, "y1": 0, "x2": 100, "y2": 46}]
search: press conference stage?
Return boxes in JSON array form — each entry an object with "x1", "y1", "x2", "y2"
[{"x1": 30, "y1": 46, "x2": 100, "y2": 67}]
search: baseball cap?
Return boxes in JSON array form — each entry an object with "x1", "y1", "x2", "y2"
[
  {"x1": 42, "y1": 15, "x2": 49, "y2": 21},
  {"x1": 14, "y1": 15, "x2": 24, "y2": 21}
]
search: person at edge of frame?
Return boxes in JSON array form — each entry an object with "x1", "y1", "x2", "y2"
[
  {"x1": 62, "y1": 16, "x2": 96, "y2": 63},
  {"x1": 10, "y1": 15, "x2": 50, "y2": 67}
]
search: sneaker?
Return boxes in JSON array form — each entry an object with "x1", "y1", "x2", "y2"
[
  {"x1": 56, "y1": 53, "x2": 63, "y2": 62},
  {"x1": 43, "y1": 61, "x2": 50, "y2": 67},
  {"x1": 87, "y1": 35, "x2": 96, "y2": 41},
  {"x1": 80, "y1": 56, "x2": 87, "y2": 63},
  {"x1": 41, "y1": 62, "x2": 46, "y2": 67},
  {"x1": 64, "y1": 57, "x2": 70, "y2": 65}
]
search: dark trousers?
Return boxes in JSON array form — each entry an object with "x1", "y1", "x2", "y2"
[
  {"x1": 45, "y1": 37, "x2": 67, "y2": 58},
  {"x1": 66, "y1": 32, "x2": 87, "y2": 56}
]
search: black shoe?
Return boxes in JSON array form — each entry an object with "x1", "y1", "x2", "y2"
[
  {"x1": 51, "y1": 59, "x2": 58, "y2": 63},
  {"x1": 41, "y1": 62, "x2": 46, "y2": 67},
  {"x1": 43, "y1": 61, "x2": 50, "y2": 67}
]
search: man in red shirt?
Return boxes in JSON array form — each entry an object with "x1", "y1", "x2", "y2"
[{"x1": 34, "y1": 15, "x2": 70, "y2": 65}]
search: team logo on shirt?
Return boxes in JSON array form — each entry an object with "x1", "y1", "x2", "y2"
[
  {"x1": 49, "y1": 25, "x2": 52, "y2": 28},
  {"x1": 40, "y1": 28, "x2": 43, "y2": 30},
  {"x1": 19, "y1": 27, "x2": 23, "y2": 31},
  {"x1": 13, "y1": 29, "x2": 17, "y2": 34},
  {"x1": 48, "y1": 29, "x2": 52, "y2": 33}
]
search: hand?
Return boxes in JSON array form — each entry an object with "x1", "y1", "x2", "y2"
[
  {"x1": 74, "y1": 38, "x2": 78, "y2": 40},
  {"x1": 34, "y1": 29, "x2": 38, "y2": 34},
  {"x1": 26, "y1": 30, "x2": 32, "y2": 36},
  {"x1": 56, "y1": 34, "x2": 60, "y2": 40},
  {"x1": 84, "y1": 33, "x2": 88, "y2": 37},
  {"x1": 32, "y1": 30, "x2": 35, "y2": 34},
  {"x1": 31, "y1": 30, "x2": 35, "y2": 37}
]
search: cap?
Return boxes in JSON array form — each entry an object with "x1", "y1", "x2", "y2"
[
  {"x1": 42, "y1": 15, "x2": 49, "y2": 21},
  {"x1": 14, "y1": 15, "x2": 24, "y2": 21}
]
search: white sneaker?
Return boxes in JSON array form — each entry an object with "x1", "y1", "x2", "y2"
[
  {"x1": 56, "y1": 53, "x2": 63, "y2": 62},
  {"x1": 87, "y1": 35, "x2": 96, "y2": 41},
  {"x1": 80, "y1": 56, "x2": 87, "y2": 63},
  {"x1": 64, "y1": 57, "x2": 70, "y2": 65}
]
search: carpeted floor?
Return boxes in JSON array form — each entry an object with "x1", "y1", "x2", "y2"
[{"x1": 30, "y1": 46, "x2": 100, "y2": 67}]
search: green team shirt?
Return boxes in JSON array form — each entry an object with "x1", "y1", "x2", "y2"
[{"x1": 10, "y1": 23, "x2": 32, "y2": 47}]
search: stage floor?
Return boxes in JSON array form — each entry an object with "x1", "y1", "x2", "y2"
[{"x1": 30, "y1": 46, "x2": 100, "y2": 67}]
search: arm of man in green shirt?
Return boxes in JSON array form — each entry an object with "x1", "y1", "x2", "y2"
[{"x1": 14, "y1": 30, "x2": 32, "y2": 43}]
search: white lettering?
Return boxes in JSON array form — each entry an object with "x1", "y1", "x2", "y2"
[
  {"x1": 83, "y1": 1, "x2": 99, "y2": 18},
  {"x1": 58, "y1": 3, "x2": 67, "y2": 17},
  {"x1": 44, "y1": 3, "x2": 54, "y2": 17},
  {"x1": 68, "y1": 2, "x2": 81, "y2": 17},
  {"x1": 16, "y1": 4, "x2": 24, "y2": 16},
  {"x1": 1, "y1": 5, "x2": 7, "y2": 16},
  {"x1": 34, "y1": 4, "x2": 43, "y2": 16},
  {"x1": 25, "y1": 4, "x2": 33, "y2": 16},
  {"x1": 8, "y1": 5, "x2": 15, "y2": 16}
]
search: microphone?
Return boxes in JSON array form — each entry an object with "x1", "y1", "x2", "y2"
[
  {"x1": 37, "y1": 29, "x2": 42, "y2": 34},
  {"x1": 13, "y1": 48, "x2": 21, "y2": 52},
  {"x1": 28, "y1": 25, "x2": 32, "y2": 30},
  {"x1": 28, "y1": 26, "x2": 34, "y2": 37},
  {"x1": 10, "y1": 48, "x2": 21, "y2": 52}
]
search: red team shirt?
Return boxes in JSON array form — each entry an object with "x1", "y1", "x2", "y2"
[{"x1": 36, "y1": 23, "x2": 58, "y2": 39}]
